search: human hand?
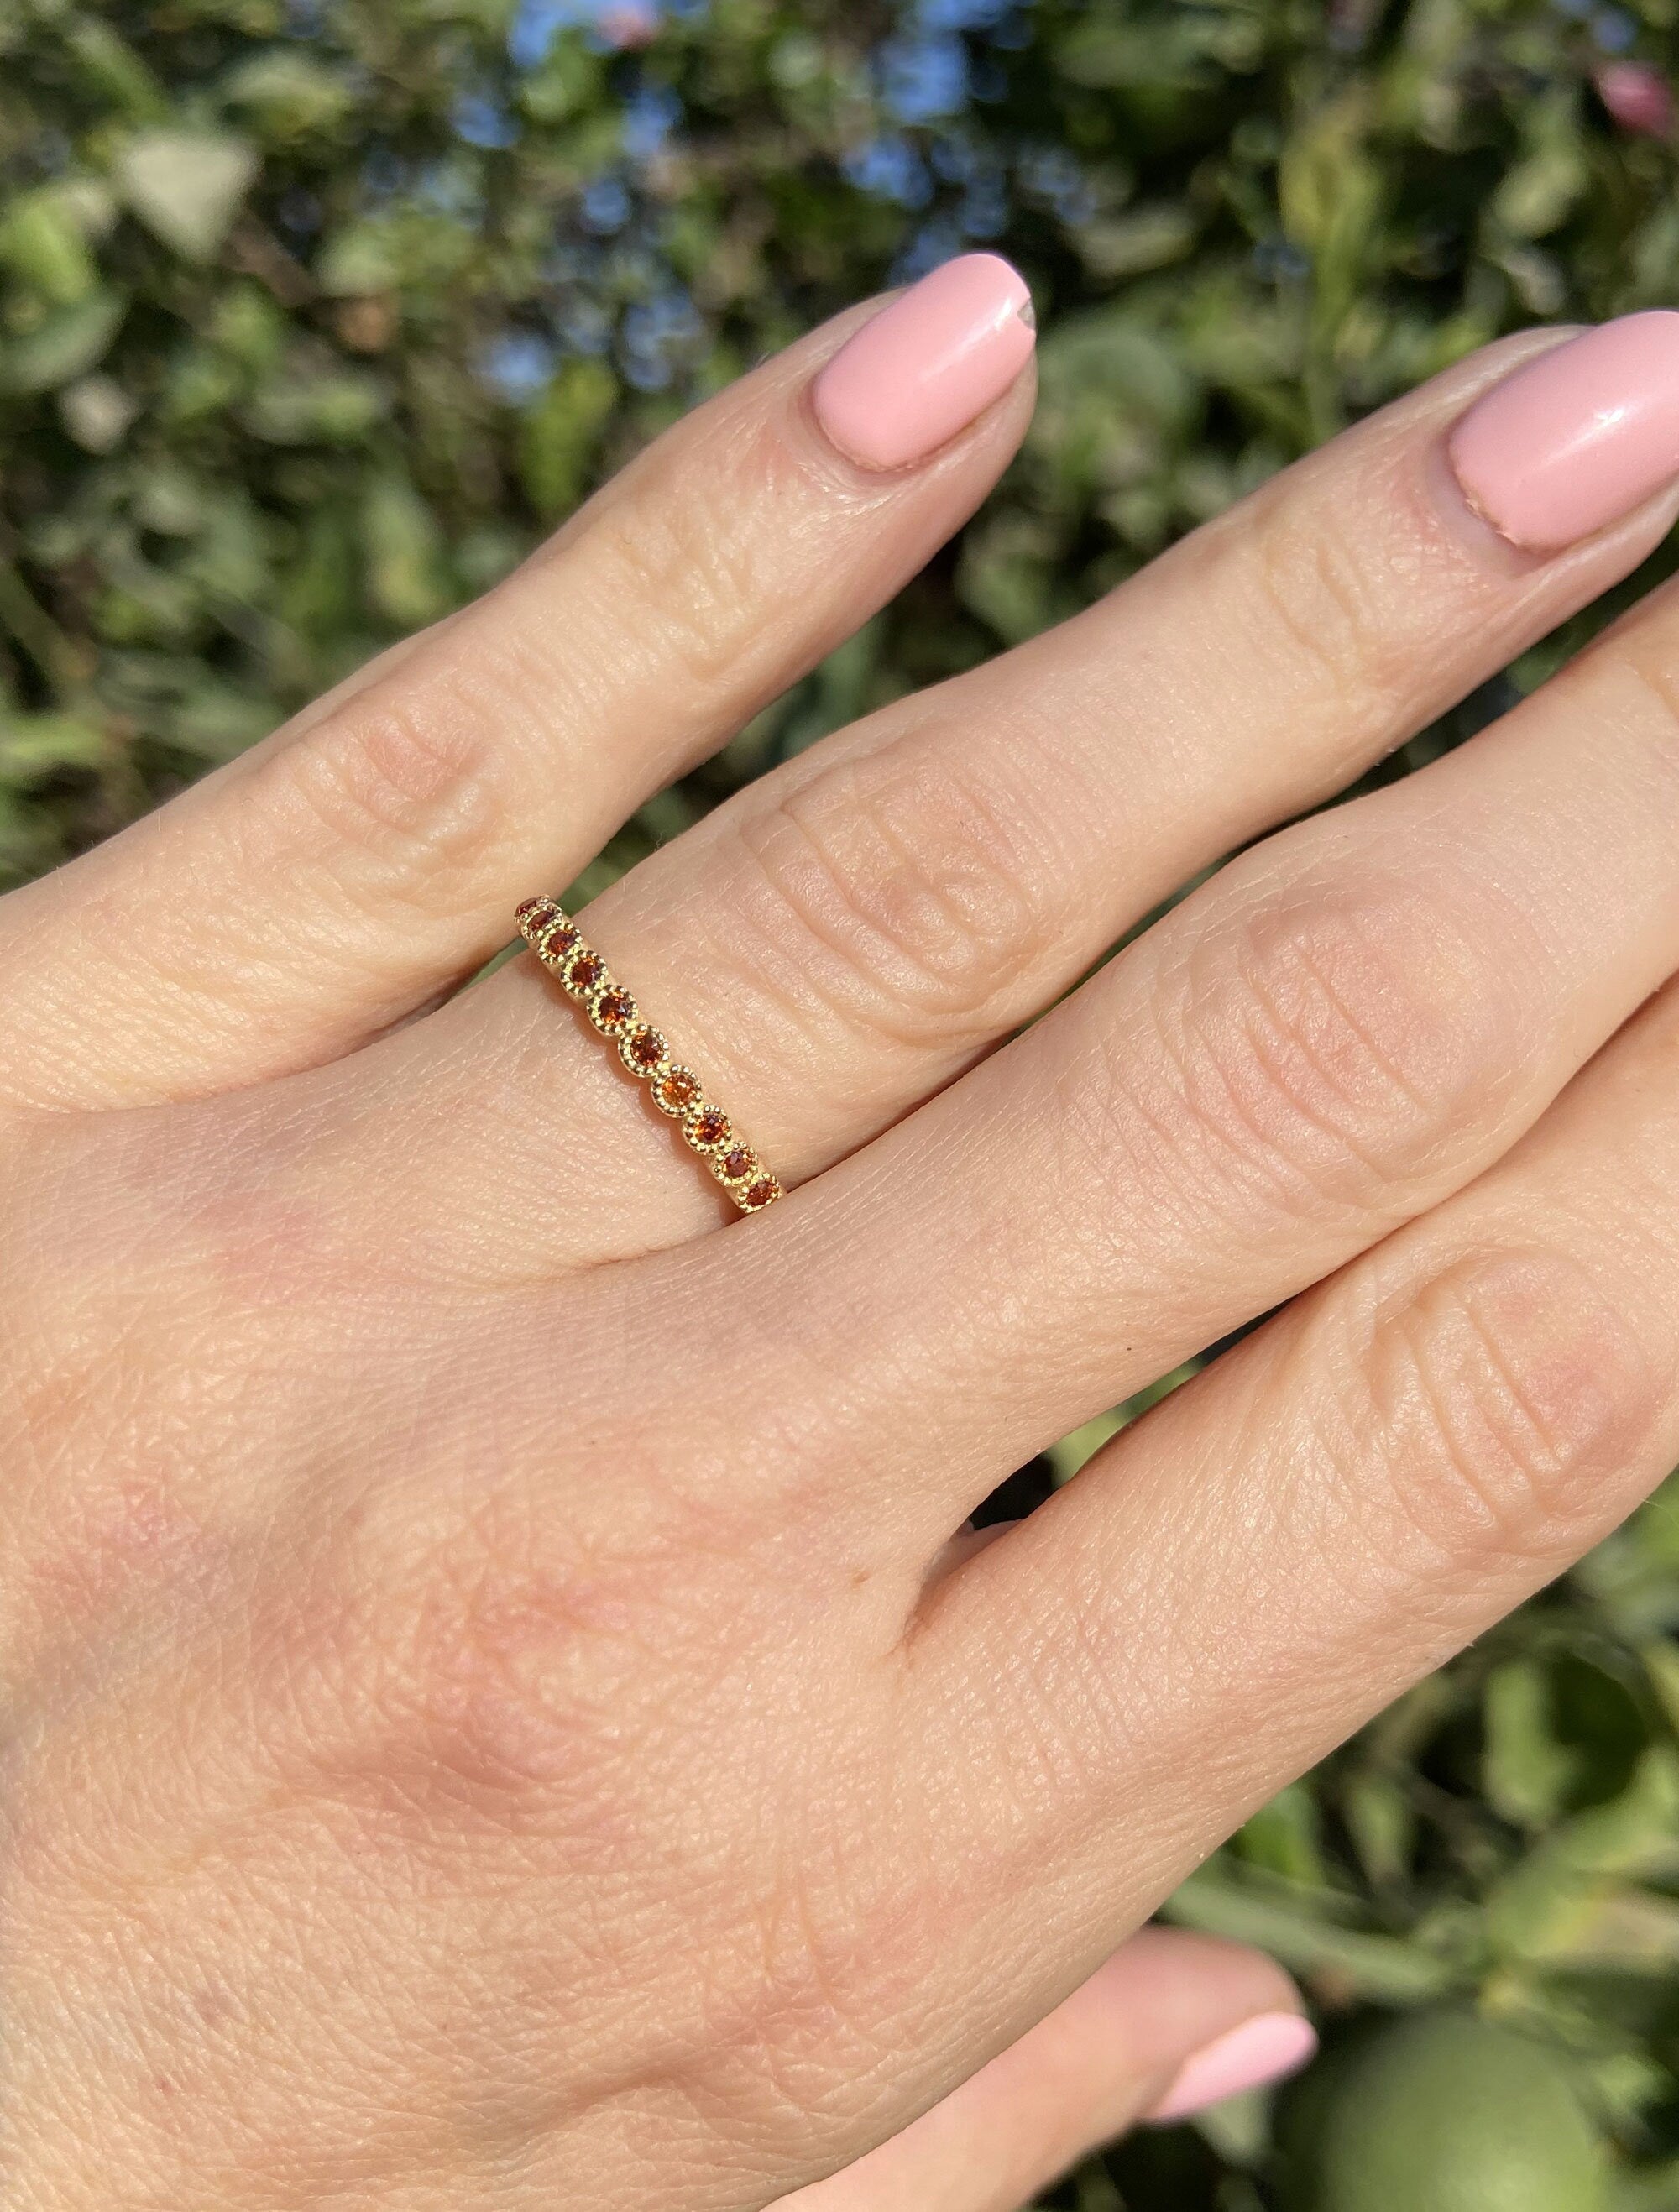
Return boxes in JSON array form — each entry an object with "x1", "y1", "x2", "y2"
[{"x1": 8, "y1": 259, "x2": 1679, "y2": 2210}]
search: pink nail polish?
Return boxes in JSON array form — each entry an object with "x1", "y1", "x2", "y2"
[
  {"x1": 1448, "y1": 311, "x2": 1679, "y2": 552},
  {"x1": 813, "y1": 253, "x2": 1036, "y2": 472},
  {"x1": 1144, "y1": 2011, "x2": 1317, "y2": 2126}
]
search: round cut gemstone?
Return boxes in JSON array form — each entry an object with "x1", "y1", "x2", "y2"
[
  {"x1": 621, "y1": 1026, "x2": 667, "y2": 1074},
  {"x1": 740, "y1": 1178, "x2": 780, "y2": 1211},
  {"x1": 655, "y1": 1067, "x2": 701, "y2": 1115},
  {"x1": 719, "y1": 1145, "x2": 755, "y2": 1184},
  {"x1": 565, "y1": 949, "x2": 605, "y2": 994},
  {"x1": 540, "y1": 921, "x2": 581, "y2": 960},
  {"x1": 687, "y1": 1105, "x2": 730, "y2": 1151},
  {"x1": 591, "y1": 986, "x2": 636, "y2": 1033},
  {"x1": 515, "y1": 897, "x2": 556, "y2": 930}
]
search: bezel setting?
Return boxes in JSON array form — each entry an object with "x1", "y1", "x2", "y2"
[
  {"x1": 588, "y1": 983, "x2": 637, "y2": 1036},
  {"x1": 714, "y1": 1143, "x2": 758, "y2": 1187},
  {"x1": 514, "y1": 897, "x2": 781, "y2": 1215},
  {"x1": 619, "y1": 1024, "x2": 669, "y2": 1077},
  {"x1": 683, "y1": 1102, "x2": 731, "y2": 1154},
  {"x1": 562, "y1": 948, "x2": 606, "y2": 998},
  {"x1": 536, "y1": 918, "x2": 582, "y2": 962},
  {"x1": 652, "y1": 1064, "x2": 703, "y2": 1116}
]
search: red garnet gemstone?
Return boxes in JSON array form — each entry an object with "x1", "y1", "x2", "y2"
[
  {"x1": 541, "y1": 921, "x2": 581, "y2": 958},
  {"x1": 566, "y1": 950, "x2": 604, "y2": 992},
  {"x1": 740, "y1": 1178, "x2": 780, "y2": 1211},
  {"x1": 656, "y1": 1068, "x2": 700, "y2": 1113},
  {"x1": 719, "y1": 1146, "x2": 755, "y2": 1183},
  {"x1": 625, "y1": 1028, "x2": 667, "y2": 1071},
  {"x1": 515, "y1": 897, "x2": 554, "y2": 929},
  {"x1": 688, "y1": 1106, "x2": 729, "y2": 1149},
  {"x1": 594, "y1": 986, "x2": 635, "y2": 1031}
]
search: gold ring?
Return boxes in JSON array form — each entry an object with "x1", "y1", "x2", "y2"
[{"x1": 515, "y1": 898, "x2": 784, "y2": 1214}]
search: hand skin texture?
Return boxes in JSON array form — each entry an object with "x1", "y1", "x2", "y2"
[{"x1": 8, "y1": 261, "x2": 1679, "y2": 2212}]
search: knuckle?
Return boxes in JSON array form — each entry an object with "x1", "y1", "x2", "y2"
[
  {"x1": 1236, "y1": 489, "x2": 1396, "y2": 714},
  {"x1": 1596, "y1": 630, "x2": 1679, "y2": 758},
  {"x1": 1148, "y1": 865, "x2": 1525, "y2": 1216},
  {"x1": 675, "y1": 1781, "x2": 955, "y2": 2156},
  {"x1": 266, "y1": 672, "x2": 509, "y2": 910},
  {"x1": 575, "y1": 420, "x2": 802, "y2": 699},
  {"x1": 720, "y1": 738, "x2": 1054, "y2": 1050},
  {"x1": 1356, "y1": 1248, "x2": 1666, "y2": 1566},
  {"x1": 305, "y1": 1456, "x2": 751, "y2": 1827}
]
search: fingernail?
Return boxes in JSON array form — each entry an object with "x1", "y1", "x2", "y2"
[
  {"x1": 813, "y1": 253, "x2": 1036, "y2": 473},
  {"x1": 1448, "y1": 311, "x2": 1679, "y2": 552},
  {"x1": 1144, "y1": 2011, "x2": 1317, "y2": 2126}
]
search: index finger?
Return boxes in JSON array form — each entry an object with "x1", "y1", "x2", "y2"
[{"x1": 0, "y1": 259, "x2": 1038, "y2": 1112}]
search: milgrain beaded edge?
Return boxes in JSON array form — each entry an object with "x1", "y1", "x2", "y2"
[{"x1": 514, "y1": 897, "x2": 785, "y2": 1214}]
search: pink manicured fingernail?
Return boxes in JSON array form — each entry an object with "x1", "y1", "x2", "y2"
[
  {"x1": 1144, "y1": 2011, "x2": 1317, "y2": 2126},
  {"x1": 813, "y1": 253, "x2": 1036, "y2": 472},
  {"x1": 1449, "y1": 311, "x2": 1679, "y2": 551}
]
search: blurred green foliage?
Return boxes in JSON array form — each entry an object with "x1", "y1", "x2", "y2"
[{"x1": 3, "y1": 0, "x2": 1679, "y2": 2202}]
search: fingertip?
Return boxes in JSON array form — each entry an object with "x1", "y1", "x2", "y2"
[
  {"x1": 1073, "y1": 1926, "x2": 1310, "y2": 2120},
  {"x1": 811, "y1": 254, "x2": 1038, "y2": 474},
  {"x1": 1446, "y1": 312, "x2": 1679, "y2": 554},
  {"x1": 1143, "y1": 2009, "x2": 1318, "y2": 2126}
]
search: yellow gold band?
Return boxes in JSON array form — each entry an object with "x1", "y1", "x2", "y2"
[{"x1": 515, "y1": 897, "x2": 784, "y2": 1214}]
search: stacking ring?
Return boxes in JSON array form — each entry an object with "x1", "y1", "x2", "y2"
[{"x1": 515, "y1": 898, "x2": 784, "y2": 1213}]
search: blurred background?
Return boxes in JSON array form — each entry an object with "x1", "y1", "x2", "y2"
[{"x1": 3, "y1": 1, "x2": 1679, "y2": 2204}]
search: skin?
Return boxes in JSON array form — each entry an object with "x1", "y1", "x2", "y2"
[{"x1": 6, "y1": 301, "x2": 1679, "y2": 2211}]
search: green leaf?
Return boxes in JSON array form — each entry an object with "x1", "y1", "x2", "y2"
[
  {"x1": 3, "y1": 290, "x2": 125, "y2": 393},
  {"x1": 0, "y1": 711, "x2": 107, "y2": 782},
  {"x1": 314, "y1": 223, "x2": 402, "y2": 298},
  {"x1": 1055, "y1": 12, "x2": 1250, "y2": 92},
  {"x1": 956, "y1": 510, "x2": 1070, "y2": 643},
  {"x1": 1279, "y1": 90, "x2": 1385, "y2": 357},
  {"x1": 1343, "y1": 1771, "x2": 1417, "y2": 1890},
  {"x1": 59, "y1": 372, "x2": 139, "y2": 452},
  {"x1": 518, "y1": 34, "x2": 604, "y2": 124},
  {"x1": 1485, "y1": 1751, "x2": 1679, "y2": 1963},
  {"x1": 220, "y1": 50, "x2": 357, "y2": 139},
  {"x1": 1164, "y1": 1864, "x2": 1462, "y2": 2002},
  {"x1": 64, "y1": 21, "x2": 170, "y2": 120},
  {"x1": 0, "y1": 189, "x2": 99, "y2": 304},
  {"x1": 1491, "y1": 92, "x2": 1590, "y2": 241},
  {"x1": 1483, "y1": 1662, "x2": 1581, "y2": 1830},
  {"x1": 115, "y1": 130, "x2": 259, "y2": 262},
  {"x1": 1074, "y1": 204, "x2": 1198, "y2": 278},
  {"x1": 246, "y1": 367, "x2": 389, "y2": 445},
  {"x1": 163, "y1": 682, "x2": 277, "y2": 762},
  {"x1": 1238, "y1": 1784, "x2": 1329, "y2": 1887},
  {"x1": 1044, "y1": 1405, "x2": 1127, "y2": 1484},
  {"x1": 361, "y1": 471, "x2": 452, "y2": 628},
  {"x1": 519, "y1": 356, "x2": 619, "y2": 519}
]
